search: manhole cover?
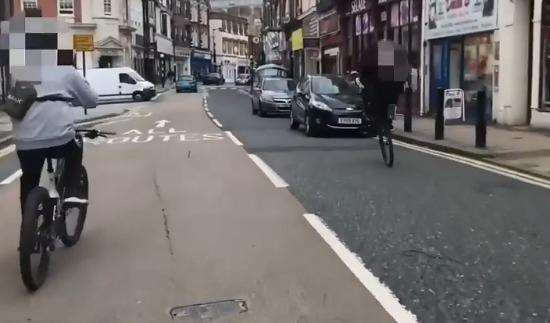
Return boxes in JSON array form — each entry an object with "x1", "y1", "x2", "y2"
[{"x1": 170, "y1": 299, "x2": 248, "y2": 320}]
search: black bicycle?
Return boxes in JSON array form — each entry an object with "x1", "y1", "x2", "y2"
[
  {"x1": 363, "y1": 106, "x2": 394, "y2": 168},
  {"x1": 19, "y1": 129, "x2": 114, "y2": 291}
]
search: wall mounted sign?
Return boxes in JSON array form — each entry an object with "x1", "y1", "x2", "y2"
[{"x1": 424, "y1": 0, "x2": 498, "y2": 39}]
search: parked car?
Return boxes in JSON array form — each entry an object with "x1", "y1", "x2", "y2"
[
  {"x1": 82, "y1": 67, "x2": 155, "y2": 102},
  {"x1": 290, "y1": 74, "x2": 364, "y2": 136},
  {"x1": 251, "y1": 78, "x2": 296, "y2": 117},
  {"x1": 235, "y1": 73, "x2": 251, "y2": 85},
  {"x1": 202, "y1": 72, "x2": 225, "y2": 85},
  {"x1": 176, "y1": 75, "x2": 198, "y2": 93}
]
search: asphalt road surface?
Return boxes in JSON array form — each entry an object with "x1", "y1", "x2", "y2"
[
  {"x1": 206, "y1": 88, "x2": 550, "y2": 323},
  {"x1": 0, "y1": 89, "x2": 396, "y2": 323}
]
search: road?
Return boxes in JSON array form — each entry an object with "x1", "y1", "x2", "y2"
[
  {"x1": 0, "y1": 88, "x2": 396, "y2": 323},
  {"x1": 205, "y1": 87, "x2": 550, "y2": 323}
]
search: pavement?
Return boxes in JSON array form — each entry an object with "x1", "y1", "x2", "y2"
[
  {"x1": 0, "y1": 90, "x2": 396, "y2": 322},
  {"x1": 393, "y1": 116, "x2": 550, "y2": 179},
  {"x1": 204, "y1": 87, "x2": 550, "y2": 323}
]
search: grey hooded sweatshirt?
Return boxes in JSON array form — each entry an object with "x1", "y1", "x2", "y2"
[{"x1": 11, "y1": 66, "x2": 98, "y2": 151}]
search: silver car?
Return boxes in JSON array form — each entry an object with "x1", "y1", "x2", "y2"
[{"x1": 251, "y1": 77, "x2": 296, "y2": 117}]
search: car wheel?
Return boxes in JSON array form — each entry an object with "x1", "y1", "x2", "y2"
[
  {"x1": 251, "y1": 99, "x2": 257, "y2": 115},
  {"x1": 305, "y1": 114, "x2": 319, "y2": 137},
  {"x1": 290, "y1": 110, "x2": 300, "y2": 130},
  {"x1": 132, "y1": 92, "x2": 142, "y2": 102},
  {"x1": 258, "y1": 103, "x2": 267, "y2": 117}
]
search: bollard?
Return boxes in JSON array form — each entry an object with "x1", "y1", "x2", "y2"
[
  {"x1": 435, "y1": 88, "x2": 444, "y2": 140},
  {"x1": 404, "y1": 86, "x2": 412, "y2": 132},
  {"x1": 475, "y1": 89, "x2": 487, "y2": 148}
]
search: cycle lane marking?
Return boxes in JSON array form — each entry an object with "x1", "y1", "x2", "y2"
[
  {"x1": 303, "y1": 213, "x2": 418, "y2": 323},
  {"x1": 225, "y1": 131, "x2": 243, "y2": 146},
  {"x1": 248, "y1": 154, "x2": 288, "y2": 188}
]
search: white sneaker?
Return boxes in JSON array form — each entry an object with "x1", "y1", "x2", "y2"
[{"x1": 63, "y1": 197, "x2": 89, "y2": 204}]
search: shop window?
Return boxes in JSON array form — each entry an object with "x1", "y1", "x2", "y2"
[{"x1": 23, "y1": 0, "x2": 37, "y2": 9}]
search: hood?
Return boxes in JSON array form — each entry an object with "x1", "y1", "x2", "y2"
[
  {"x1": 314, "y1": 93, "x2": 363, "y2": 110},
  {"x1": 262, "y1": 90, "x2": 294, "y2": 98},
  {"x1": 140, "y1": 81, "x2": 154, "y2": 89}
]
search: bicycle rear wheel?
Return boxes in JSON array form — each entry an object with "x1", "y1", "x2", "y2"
[
  {"x1": 378, "y1": 124, "x2": 394, "y2": 167},
  {"x1": 20, "y1": 187, "x2": 52, "y2": 291},
  {"x1": 58, "y1": 166, "x2": 89, "y2": 247}
]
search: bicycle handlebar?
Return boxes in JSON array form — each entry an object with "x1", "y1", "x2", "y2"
[{"x1": 76, "y1": 129, "x2": 116, "y2": 139}]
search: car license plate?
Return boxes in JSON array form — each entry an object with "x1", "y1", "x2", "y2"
[{"x1": 338, "y1": 118, "x2": 362, "y2": 125}]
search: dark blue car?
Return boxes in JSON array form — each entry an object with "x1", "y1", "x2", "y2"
[{"x1": 176, "y1": 75, "x2": 198, "y2": 93}]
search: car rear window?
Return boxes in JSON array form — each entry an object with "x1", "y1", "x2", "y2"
[{"x1": 263, "y1": 79, "x2": 296, "y2": 91}]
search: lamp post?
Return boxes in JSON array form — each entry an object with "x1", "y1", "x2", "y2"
[{"x1": 211, "y1": 27, "x2": 222, "y2": 73}]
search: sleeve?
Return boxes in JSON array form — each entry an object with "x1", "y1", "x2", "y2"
[{"x1": 66, "y1": 70, "x2": 98, "y2": 109}]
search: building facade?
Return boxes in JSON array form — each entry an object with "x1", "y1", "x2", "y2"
[
  {"x1": 210, "y1": 10, "x2": 250, "y2": 82},
  {"x1": 189, "y1": 0, "x2": 211, "y2": 78},
  {"x1": 172, "y1": 0, "x2": 192, "y2": 76}
]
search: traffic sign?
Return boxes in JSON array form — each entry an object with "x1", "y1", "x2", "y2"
[{"x1": 73, "y1": 34, "x2": 94, "y2": 51}]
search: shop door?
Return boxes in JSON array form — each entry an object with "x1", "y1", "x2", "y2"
[
  {"x1": 462, "y1": 34, "x2": 493, "y2": 122},
  {"x1": 541, "y1": 27, "x2": 550, "y2": 109},
  {"x1": 429, "y1": 40, "x2": 449, "y2": 114}
]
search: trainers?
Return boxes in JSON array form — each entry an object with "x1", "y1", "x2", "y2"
[{"x1": 63, "y1": 197, "x2": 89, "y2": 204}]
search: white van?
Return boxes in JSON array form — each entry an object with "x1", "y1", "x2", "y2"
[{"x1": 82, "y1": 67, "x2": 156, "y2": 102}]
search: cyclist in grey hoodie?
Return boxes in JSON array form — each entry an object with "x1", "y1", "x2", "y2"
[{"x1": 9, "y1": 65, "x2": 98, "y2": 212}]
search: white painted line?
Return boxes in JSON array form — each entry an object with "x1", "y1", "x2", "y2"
[
  {"x1": 303, "y1": 213, "x2": 418, "y2": 323},
  {"x1": 394, "y1": 140, "x2": 550, "y2": 190},
  {"x1": 225, "y1": 131, "x2": 243, "y2": 146},
  {"x1": 212, "y1": 119, "x2": 223, "y2": 128},
  {"x1": 248, "y1": 154, "x2": 289, "y2": 188},
  {"x1": 0, "y1": 144, "x2": 15, "y2": 159},
  {"x1": 204, "y1": 107, "x2": 210, "y2": 112},
  {"x1": 0, "y1": 169, "x2": 22, "y2": 185},
  {"x1": 0, "y1": 135, "x2": 13, "y2": 145},
  {"x1": 207, "y1": 112, "x2": 214, "y2": 118}
]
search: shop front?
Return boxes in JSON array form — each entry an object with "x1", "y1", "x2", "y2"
[
  {"x1": 531, "y1": 0, "x2": 550, "y2": 127},
  {"x1": 191, "y1": 50, "x2": 212, "y2": 78},
  {"x1": 291, "y1": 28, "x2": 305, "y2": 79},
  {"x1": 303, "y1": 13, "x2": 320, "y2": 76},
  {"x1": 175, "y1": 46, "x2": 191, "y2": 77},
  {"x1": 319, "y1": 10, "x2": 343, "y2": 75},
  {"x1": 423, "y1": 0, "x2": 498, "y2": 123}
]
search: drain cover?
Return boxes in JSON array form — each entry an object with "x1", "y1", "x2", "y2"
[{"x1": 170, "y1": 299, "x2": 248, "y2": 320}]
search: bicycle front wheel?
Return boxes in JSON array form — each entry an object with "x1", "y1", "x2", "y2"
[
  {"x1": 20, "y1": 187, "x2": 52, "y2": 292},
  {"x1": 378, "y1": 124, "x2": 394, "y2": 167},
  {"x1": 59, "y1": 166, "x2": 89, "y2": 247}
]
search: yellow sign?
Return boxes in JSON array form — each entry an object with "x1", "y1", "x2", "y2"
[
  {"x1": 73, "y1": 34, "x2": 94, "y2": 51},
  {"x1": 291, "y1": 29, "x2": 303, "y2": 51}
]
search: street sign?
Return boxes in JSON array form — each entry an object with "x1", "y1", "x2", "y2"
[{"x1": 73, "y1": 34, "x2": 94, "y2": 51}]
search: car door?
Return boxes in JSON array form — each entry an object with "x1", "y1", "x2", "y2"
[
  {"x1": 295, "y1": 78, "x2": 310, "y2": 122},
  {"x1": 119, "y1": 73, "x2": 136, "y2": 95}
]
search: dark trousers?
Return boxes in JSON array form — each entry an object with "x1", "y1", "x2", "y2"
[{"x1": 16, "y1": 140, "x2": 82, "y2": 212}]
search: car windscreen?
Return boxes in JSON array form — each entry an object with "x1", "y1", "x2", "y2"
[
  {"x1": 238, "y1": 74, "x2": 249, "y2": 79},
  {"x1": 178, "y1": 75, "x2": 194, "y2": 81},
  {"x1": 259, "y1": 69, "x2": 287, "y2": 78},
  {"x1": 208, "y1": 73, "x2": 220, "y2": 78},
  {"x1": 129, "y1": 71, "x2": 145, "y2": 82},
  {"x1": 311, "y1": 76, "x2": 361, "y2": 96},
  {"x1": 263, "y1": 79, "x2": 296, "y2": 92}
]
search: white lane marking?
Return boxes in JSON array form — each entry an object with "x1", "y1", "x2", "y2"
[
  {"x1": 204, "y1": 107, "x2": 210, "y2": 112},
  {"x1": 225, "y1": 131, "x2": 243, "y2": 146},
  {"x1": 212, "y1": 119, "x2": 223, "y2": 128},
  {"x1": 303, "y1": 213, "x2": 418, "y2": 323},
  {"x1": 0, "y1": 144, "x2": 15, "y2": 159},
  {"x1": 248, "y1": 154, "x2": 289, "y2": 188},
  {"x1": 0, "y1": 169, "x2": 22, "y2": 185},
  {"x1": 394, "y1": 140, "x2": 550, "y2": 190},
  {"x1": 207, "y1": 112, "x2": 214, "y2": 118},
  {"x1": 0, "y1": 135, "x2": 13, "y2": 145}
]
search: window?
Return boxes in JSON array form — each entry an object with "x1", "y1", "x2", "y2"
[
  {"x1": 176, "y1": 0, "x2": 181, "y2": 14},
  {"x1": 23, "y1": 0, "x2": 38, "y2": 9},
  {"x1": 119, "y1": 73, "x2": 136, "y2": 84},
  {"x1": 222, "y1": 19, "x2": 226, "y2": 31},
  {"x1": 161, "y1": 13, "x2": 168, "y2": 36},
  {"x1": 58, "y1": 0, "x2": 74, "y2": 15},
  {"x1": 104, "y1": 0, "x2": 112, "y2": 15}
]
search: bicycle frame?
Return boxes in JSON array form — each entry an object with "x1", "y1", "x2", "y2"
[{"x1": 39, "y1": 158, "x2": 62, "y2": 200}]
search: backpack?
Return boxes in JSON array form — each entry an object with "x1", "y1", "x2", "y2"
[{"x1": 0, "y1": 81, "x2": 37, "y2": 120}]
